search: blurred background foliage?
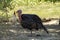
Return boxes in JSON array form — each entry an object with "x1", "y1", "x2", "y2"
[{"x1": 0, "y1": 0, "x2": 60, "y2": 22}]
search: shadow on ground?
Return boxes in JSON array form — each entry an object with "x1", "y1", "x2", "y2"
[{"x1": 0, "y1": 23, "x2": 60, "y2": 40}]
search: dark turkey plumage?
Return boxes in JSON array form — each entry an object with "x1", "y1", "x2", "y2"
[
  {"x1": 21, "y1": 14, "x2": 49, "y2": 33},
  {"x1": 16, "y1": 10, "x2": 49, "y2": 36}
]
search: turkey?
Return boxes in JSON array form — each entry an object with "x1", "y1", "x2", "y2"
[{"x1": 16, "y1": 10, "x2": 49, "y2": 36}]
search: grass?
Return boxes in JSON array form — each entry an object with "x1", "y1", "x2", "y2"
[
  {"x1": 0, "y1": 2, "x2": 60, "y2": 19},
  {"x1": 15, "y1": 2, "x2": 60, "y2": 18}
]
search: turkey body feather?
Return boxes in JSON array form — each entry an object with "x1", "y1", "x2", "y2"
[{"x1": 20, "y1": 14, "x2": 48, "y2": 33}]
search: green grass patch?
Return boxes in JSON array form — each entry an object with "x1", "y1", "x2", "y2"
[{"x1": 0, "y1": 2, "x2": 60, "y2": 19}]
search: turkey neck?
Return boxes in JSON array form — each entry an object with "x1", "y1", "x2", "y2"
[{"x1": 18, "y1": 14, "x2": 22, "y2": 23}]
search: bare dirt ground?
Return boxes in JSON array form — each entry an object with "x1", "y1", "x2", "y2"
[{"x1": 0, "y1": 21, "x2": 60, "y2": 40}]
